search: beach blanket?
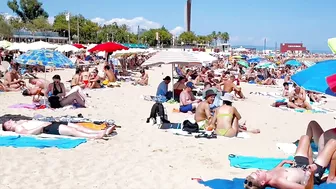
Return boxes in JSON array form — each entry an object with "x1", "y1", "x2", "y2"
[
  {"x1": 140, "y1": 95, "x2": 167, "y2": 103},
  {"x1": 8, "y1": 103, "x2": 46, "y2": 110},
  {"x1": 277, "y1": 106, "x2": 333, "y2": 114},
  {"x1": 197, "y1": 178, "x2": 336, "y2": 189},
  {"x1": 250, "y1": 91, "x2": 283, "y2": 100},
  {"x1": 0, "y1": 135, "x2": 86, "y2": 149}
]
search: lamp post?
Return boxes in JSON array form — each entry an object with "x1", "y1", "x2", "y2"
[{"x1": 127, "y1": 34, "x2": 129, "y2": 44}]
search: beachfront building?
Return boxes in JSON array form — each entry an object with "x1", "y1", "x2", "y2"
[
  {"x1": 280, "y1": 43, "x2": 307, "y2": 53},
  {"x1": 8, "y1": 30, "x2": 68, "y2": 44}
]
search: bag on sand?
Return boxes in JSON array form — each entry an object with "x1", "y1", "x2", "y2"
[
  {"x1": 182, "y1": 120, "x2": 199, "y2": 133},
  {"x1": 146, "y1": 102, "x2": 170, "y2": 124}
]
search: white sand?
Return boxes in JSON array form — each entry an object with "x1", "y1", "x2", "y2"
[{"x1": 0, "y1": 64, "x2": 335, "y2": 189}]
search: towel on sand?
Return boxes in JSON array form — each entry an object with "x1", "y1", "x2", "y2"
[
  {"x1": 0, "y1": 135, "x2": 86, "y2": 149},
  {"x1": 228, "y1": 154, "x2": 293, "y2": 170},
  {"x1": 198, "y1": 178, "x2": 336, "y2": 189}
]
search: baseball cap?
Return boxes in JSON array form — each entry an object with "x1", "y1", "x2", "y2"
[{"x1": 186, "y1": 82, "x2": 195, "y2": 89}]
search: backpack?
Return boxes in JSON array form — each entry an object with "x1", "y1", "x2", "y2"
[
  {"x1": 146, "y1": 102, "x2": 170, "y2": 124},
  {"x1": 182, "y1": 120, "x2": 199, "y2": 133}
]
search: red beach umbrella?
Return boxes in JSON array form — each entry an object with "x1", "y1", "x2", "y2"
[
  {"x1": 73, "y1": 43, "x2": 86, "y2": 49},
  {"x1": 88, "y1": 42, "x2": 129, "y2": 53},
  {"x1": 326, "y1": 74, "x2": 336, "y2": 93}
]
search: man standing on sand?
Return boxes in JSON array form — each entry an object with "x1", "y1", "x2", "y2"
[
  {"x1": 103, "y1": 65, "x2": 116, "y2": 83},
  {"x1": 194, "y1": 90, "x2": 216, "y2": 130},
  {"x1": 222, "y1": 75, "x2": 245, "y2": 99}
]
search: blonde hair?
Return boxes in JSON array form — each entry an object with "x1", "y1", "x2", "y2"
[{"x1": 244, "y1": 176, "x2": 265, "y2": 189}]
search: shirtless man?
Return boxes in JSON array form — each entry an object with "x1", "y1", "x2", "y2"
[
  {"x1": 80, "y1": 67, "x2": 90, "y2": 87},
  {"x1": 103, "y1": 65, "x2": 116, "y2": 83},
  {"x1": 288, "y1": 84, "x2": 312, "y2": 110},
  {"x1": 245, "y1": 135, "x2": 336, "y2": 189},
  {"x1": 4, "y1": 66, "x2": 25, "y2": 89},
  {"x1": 209, "y1": 93, "x2": 259, "y2": 137},
  {"x1": 71, "y1": 68, "x2": 85, "y2": 88},
  {"x1": 222, "y1": 75, "x2": 245, "y2": 99},
  {"x1": 2, "y1": 119, "x2": 114, "y2": 139},
  {"x1": 88, "y1": 69, "x2": 101, "y2": 89},
  {"x1": 195, "y1": 67, "x2": 210, "y2": 84},
  {"x1": 194, "y1": 90, "x2": 216, "y2": 130},
  {"x1": 133, "y1": 69, "x2": 149, "y2": 86},
  {"x1": 179, "y1": 82, "x2": 201, "y2": 113}
]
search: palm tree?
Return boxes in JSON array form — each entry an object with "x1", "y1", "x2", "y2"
[{"x1": 221, "y1": 32, "x2": 229, "y2": 43}]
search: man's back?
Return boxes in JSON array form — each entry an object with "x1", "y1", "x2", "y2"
[{"x1": 195, "y1": 101, "x2": 208, "y2": 122}]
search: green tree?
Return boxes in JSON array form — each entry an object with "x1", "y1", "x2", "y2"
[
  {"x1": 0, "y1": 15, "x2": 13, "y2": 38},
  {"x1": 196, "y1": 35, "x2": 211, "y2": 44},
  {"x1": 219, "y1": 32, "x2": 229, "y2": 43},
  {"x1": 7, "y1": 0, "x2": 49, "y2": 22},
  {"x1": 25, "y1": 16, "x2": 51, "y2": 32},
  {"x1": 179, "y1": 31, "x2": 197, "y2": 44},
  {"x1": 141, "y1": 27, "x2": 172, "y2": 46},
  {"x1": 8, "y1": 17, "x2": 25, "y2": 30}
]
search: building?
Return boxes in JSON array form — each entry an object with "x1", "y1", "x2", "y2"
[
  {"x1": 280, "y1": 43, "x2": 307, "y2": 53},
  {"x1": 9, "y1": 30, "x2": 68, "y2": 44},
  {"x1": 185, "y1": 0, "x2": 191, "y2": 32}
]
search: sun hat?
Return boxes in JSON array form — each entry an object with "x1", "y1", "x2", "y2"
[
  {"x1": 220, "y1": 93, "x2": 233, "y2": 102},
  {"x1": 205, "y1": 89, "x2": 216, "y2": 98}
]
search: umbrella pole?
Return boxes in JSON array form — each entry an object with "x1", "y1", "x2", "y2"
[
  {"x1": 171, "y1": 63, "x2": 174, "y2": 100},
  {"x1": 44, "y1": 66, "x2": 46, "y2": 105}
]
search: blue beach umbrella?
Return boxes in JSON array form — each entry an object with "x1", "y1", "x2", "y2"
[
  {"x1": 16, "y1": 49, "x2": 75, "y2": 68},
  {"x1": 285, "y1": 59, "x2": 301, "y2": 67},
  {"x1": 291, "y1": 60, "x2": 336, "y2": 96}
]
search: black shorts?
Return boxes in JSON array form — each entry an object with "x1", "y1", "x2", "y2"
[
  {"x1": 293, "y1": 156, "x2": 326, "y2": 185},
  {"x1": 42, "y1": 122, "x2": 67, "y2": 135}
]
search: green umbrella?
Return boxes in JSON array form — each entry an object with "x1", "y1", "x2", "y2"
[
  {"x1": 237, "y1": 60, "x2": 249, "y2": 68},
  {"x1": 255, "y1": 62, "x2": 277, "y2": 69}
]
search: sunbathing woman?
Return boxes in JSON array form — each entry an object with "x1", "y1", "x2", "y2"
[
  {"x1": 0, "y1": 81, "x2": 20, "y2": 92},
  {"x1": 2, "y1": 119, "x2": 114, "y2": 139},
  {"x1": 209, "y1": 93, "x2": 259, "y2": 137},
  {"x1": 45, "y1": 75, "x2": 86, "y2": 108},
  {"x1": 244, "y1": 135, "x2": 336, "y2": 189},
  {"x1": 305, "y1": 120, "x2": 336, "y2": 152}
]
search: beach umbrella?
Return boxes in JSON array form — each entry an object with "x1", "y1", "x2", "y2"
[
  {"x1": 88, "y1": 42, "x2": 129, "y2": 53},
  {"x1": 255, "y1": 62, "x2": 275, "y2": 69},
  {"x1": 291, "y1": 60, "x2": 336, "y2": 96},
  {"x1": 247, "y1": 57, "x2": 263, "y2": 64},
  {"x1": 237, "y1": 60, "x2": 249, "y2": 68},
  {"x1": 326, "y1": 74, "x2": 336, "y2": 93},
  {"x1": 56, "y1": 44, "x2": 80, "y2": 53},
  {"x1": 232, "y1": 55, "x2": 242, "y2": 59},
  {"x1": 73, "y1": 43, "x2": 86, "y2": 49},
  {"x1": 328, "y1": 38, "x2": 336, "y2": 54},
  {"x1": 285, "y1": 59, "x2": 301, "y2": 67},
  {"x1": 16, "y1": 49, "x2": 75, "y2": 68},
  {"x1": 0, "y1": 40, "x2": 12, "y2": 48},
  {"x1": 24, "y1": 41, "x2": 57, "y2": 51}
]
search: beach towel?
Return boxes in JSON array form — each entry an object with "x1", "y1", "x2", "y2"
[
  {"x1": 0, "y1": 135, "x2": 86, "y2": 149},
  {"x1": 276, "y1": 106, "x2": 331, "y2": 114},
  {"x1": 197, "y1": 178, "x2": 336, "y2": 189},
  {"x1": 228, "y1": 154, "x2": 293, "y2": 170},
  {"x1": 8, "y1": 103, "x2": 47, "y2": 110}
]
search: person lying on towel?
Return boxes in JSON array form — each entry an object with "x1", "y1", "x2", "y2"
[
  {"x1": 2, "y1": 120, "x2": 114, "y2": 139},
  {"x1": 244, "y1": 135, "x2": 336, "y2": 189}
]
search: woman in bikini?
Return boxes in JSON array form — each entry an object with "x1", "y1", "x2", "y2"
[
  {"x1": 244, "y1": 135, "x2": 336, "y2": 189},
  {"x1": 45, "y1": 75, "x2": 86, "y2": 108},
  {"x1": 288, "y1": 84, "x2": 312, "y2": 110},
  {"x1": 209, "y1": 93, "x2": 259, "y2": 137}
]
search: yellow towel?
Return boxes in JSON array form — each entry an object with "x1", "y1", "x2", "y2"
[{"x1": 78, "y1": 122, "x2": 107, "y2": 130}]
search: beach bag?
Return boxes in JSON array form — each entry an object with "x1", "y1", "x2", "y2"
[
  {"x1": 146, "y1": 102, "x2": 170, "y2": 124},
  {"x1": 182, "y1": 120, "x2": 199, "y2": 133}
]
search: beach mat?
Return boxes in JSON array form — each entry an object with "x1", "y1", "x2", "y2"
[
  {"x1": 197, "y1": 178, "x2": 336, "y2": 189},
  {"x1": 228, "y1": 154, "x2": 293, "y2": 170},
  {"x1": 0, "y1": 135, "x2": 86, "y2": 149}
]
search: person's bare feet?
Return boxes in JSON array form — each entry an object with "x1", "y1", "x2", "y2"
[
  {"x1": 95, "y1": 130, "x2": 106, "y2": 139},
  {"x1": 249, "y1": 129, "x2": 261, "y2": 134},
  {"x1": 105, "y1": 126, "x2": 114, "y2": 135},
  {"x1": 327, "y1": 176, "x2": 336, "y2": 183}
]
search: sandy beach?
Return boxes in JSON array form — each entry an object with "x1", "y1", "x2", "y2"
[{"x1": 0, "y1": 64, "x2": 335, "y2": 189}]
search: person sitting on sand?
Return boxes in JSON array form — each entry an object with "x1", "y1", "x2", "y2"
[
  {"x1": 179, "y1": 82, "x2": 200, "y2": 113},
  {"x1": 194, "y1": 90, "x2": 216, "y2": 129},
  {"x1": 222, "y1": 75, "x2": 245, "y2": 99},
  {"x1": 209, "y1": 93, "x2": 259, "y2": 137},
  {"x1": 71, "y1": 68, "x2": 85, "y2": 89},
  {"x1": 244, "y1": 135, "x2": 336, "y2": 188},
  {"x1": 3, "y1": 65, "x2": 25, "y2": 89},
  {"x1": 80, "y1": 67, "x2": 90, "y2": 88},
  {"x1": 45, "y1": 75, "x2": 86, "y2": 108},
  {"x1": 287, "y1": 84, "x2": 312, "y2": 110},
  {"x1": 173, "y1": 76, "x2": 187, "y2": 101},
  {"x1": 103, "y1": 65, "x2": 116, "y2": 83},
  {"x1": 133, "y1": 69, "x2": 149, "y2": 86},
  {"x1": 202, "y1": 82, "x2": 222, "y2": 109},
  {"x1": 282, "y1": 82, "x2": 290, "y2": 97},
  {"x1": 195, "y1": 67, "x2": 210, "y2": 84},
  {"x1": 307, "y1": 91, "x2": 325, "y2": 103},
  {"x1": 156, "y1": 76, "x2": 172, "y2": 100},
  {"x1": 0, "y1": 80, "x2": 20, "y2": 92},
  {"x1": 88, "y1": 69, "x2": 101, "y2": 89},
  {"x1": 2, "y1": 119, "x2": 114, "y2": 139}
]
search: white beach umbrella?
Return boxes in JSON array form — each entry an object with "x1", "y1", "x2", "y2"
[
  {"x1": 25, "y1": 41, "x2": 57, "y2": 51},
  {"x1": 6, "y1": 42, "x2": 29, "y2": 52},
  {"x1": 192, "y1": 52, "x2": 217, "y2": 66},
  {"x1": 56, "y1": 44, "x2": 80, "y2": 52},
  {"x1": 0, "y1": 40, "x2": 12, "y2": 48}
]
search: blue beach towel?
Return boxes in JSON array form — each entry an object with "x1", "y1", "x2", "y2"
[
  {"x1": 198, "y1": 178, "x2": 336, "y2": 189},
  {"x1": 0, "y1": 135, "x2": 86, "y2": 149},
  {"x1": 228, "y1": 154, "x2": 293, "y2": 170}
]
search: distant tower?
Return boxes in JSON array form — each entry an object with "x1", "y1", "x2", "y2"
[{"x1": 185, "y1": 0, "x2": 191, "y2": 32}]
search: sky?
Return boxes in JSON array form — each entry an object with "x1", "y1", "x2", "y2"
[{"x1": 1, "y1": 0, "x2": 336, "y2": 51}]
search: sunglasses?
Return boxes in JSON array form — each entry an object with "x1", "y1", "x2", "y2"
[{"x1": 244, "y1": 180, "x2": 252, "y2": 187}]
